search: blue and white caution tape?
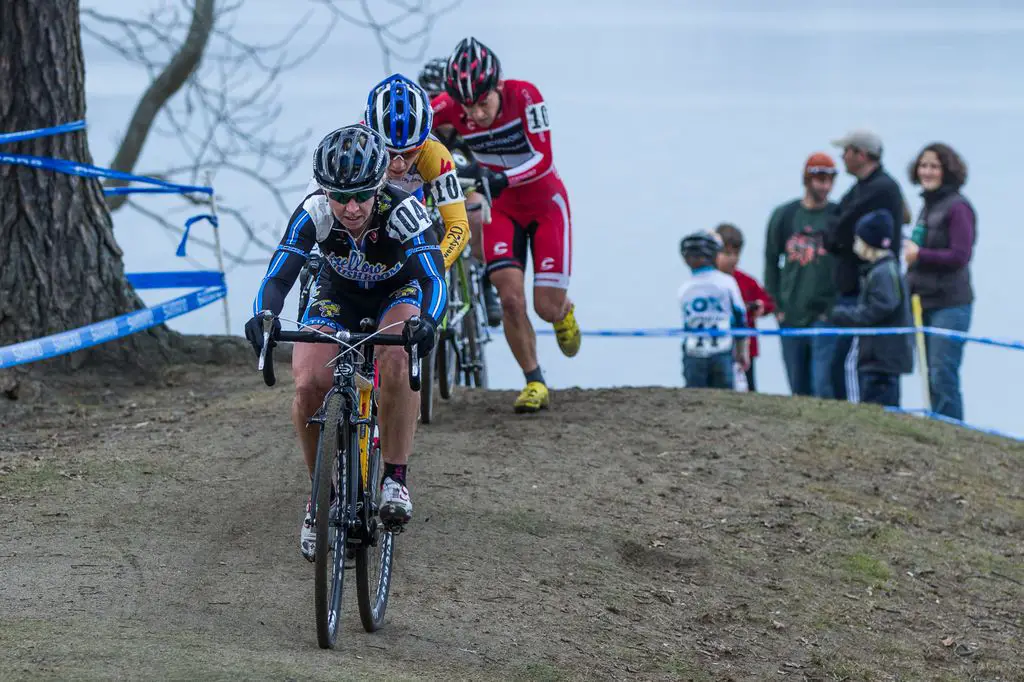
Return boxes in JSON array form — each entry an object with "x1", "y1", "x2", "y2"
[
  {"x1": 0, "y1": 122, "x2": 229, "y2": 371},
  {"x1": 0, "y1": 152, "x2": 212, "y2": 196},
  {"x1": 0, "y1": 286, "x2": 227, "y2": 370},
  {"x1": 176, "y1": 214, "x2": 219, "y2": 257},
  {"x1": 536, "y1": 326, "x2": 1024, "y2": 351},
  {"x1": 0, "y1": 120, "x2": 212, "y2": 197},
  {"x1": 885, "y1": 407, "x2": 1024, "y2": 442},
  {"x1": 0, "y1": 120, "x2": 87, "y2": 145},
  {"x1": 125, "y1": 271, "x2": 225, "y2": 290}
]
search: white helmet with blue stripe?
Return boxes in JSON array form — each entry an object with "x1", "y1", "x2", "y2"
[{"x1": 365, "y1": 73, "x2": 433, "y2": 152}]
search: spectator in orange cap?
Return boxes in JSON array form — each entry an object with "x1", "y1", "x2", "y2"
[{"x1": 764, "y1": 152, "x2": 840, "y2": 398}]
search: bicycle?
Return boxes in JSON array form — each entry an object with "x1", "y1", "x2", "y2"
[
  {"x1": 418, "y1": 179, "x2": 492, "y2": 424},
  {"x1": 255, "y1": 310, "x2": 422, "y2": 649}
]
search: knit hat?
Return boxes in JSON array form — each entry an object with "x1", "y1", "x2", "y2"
[
  {"x1": 804, "y1": 152, "x2": 837, "y2": 177},
  {"x1": 854, "y1": 209, "x2": 895, "y2": 249}
]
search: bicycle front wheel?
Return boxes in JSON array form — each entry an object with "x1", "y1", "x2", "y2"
[
  {"x1": 313, "y1": 392, "x2": 347, "y2": 649},
  {"x1": 419, "y1": 344, "x2": 437, "y2": 424},
  {"x1": 437, "y1": 328, "x2": 458, "y2": 399},
  {"x1": 355, "y1": 421, "x2": 395, "y2": 632}
]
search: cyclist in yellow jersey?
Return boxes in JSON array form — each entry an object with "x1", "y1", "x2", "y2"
[{"x1": 365, "y1": 74, "x2": 469, "y2": 271}]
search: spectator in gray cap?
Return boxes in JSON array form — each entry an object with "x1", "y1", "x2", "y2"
[{"x1": 822, "y1": 128, "x2": 905, "y2": 403}]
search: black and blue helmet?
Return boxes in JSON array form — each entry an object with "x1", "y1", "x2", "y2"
[
  {"x1": 418, "y1": 57, "x2": 447, "y2": 99},
  {"x1": 313, "y1": 124, "x2": 390, "y2": 194}
]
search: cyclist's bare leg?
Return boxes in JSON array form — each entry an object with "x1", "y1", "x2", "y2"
[
  {"x1": 533, "y1": 286, "x2": 571, "y2": 324},
  {"x1": 291, "y1": 330, "x2": 337, "y2": 475},
  {"x1": 376, "y1": 303, "x2": 420, "y2": 467},
  {"x1": 489, "y1": 267, "x2": 537, "y2": 372}
]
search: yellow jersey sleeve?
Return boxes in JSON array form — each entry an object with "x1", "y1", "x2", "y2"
[{"x1": 418, "y1": 138, "x2": 470, "y2": 270}]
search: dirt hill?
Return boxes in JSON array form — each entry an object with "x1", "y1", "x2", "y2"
[{"x1": 1, "y1": 360, "x2": 1021, "y2": 681}]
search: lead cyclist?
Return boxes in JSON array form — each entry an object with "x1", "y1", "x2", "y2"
[{"x1": 244, "y1": 125, "x2": 444, "y2": 559}]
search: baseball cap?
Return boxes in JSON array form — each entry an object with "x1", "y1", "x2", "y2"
[
  {"x1": 804, "y1": 152, "x2": 837, "y2": 176},
  {"x1": 831, "y1": 128, "x2": 883, "y2": 157}
]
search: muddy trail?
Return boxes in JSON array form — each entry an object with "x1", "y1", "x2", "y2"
[{"x1": 1, "y1": 360, "x2": 1022, "y2": 681}]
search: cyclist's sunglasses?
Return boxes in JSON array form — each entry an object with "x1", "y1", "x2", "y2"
[
  {"x1": 326, "y1": 188, "x2": 376, "y2": 203},
  {"x1": 387, "y1": 145, "x2": 424, "y2": 163}
]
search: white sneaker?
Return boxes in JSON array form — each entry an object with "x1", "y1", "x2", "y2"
[
  {"x1": 380, "y1": 477, "x2": 412, "y2": 525},
  {"x1": 300, "y1": 498, "x2": 316, "y2": 562}
]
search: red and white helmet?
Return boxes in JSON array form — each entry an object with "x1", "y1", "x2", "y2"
[{"x1": 444, "y1": 37, "x2": 501, "y2": 105}]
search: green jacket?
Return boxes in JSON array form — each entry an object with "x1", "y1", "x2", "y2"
[{"x1": 764, "y1": 199, "x2": 839, "y2": 328}]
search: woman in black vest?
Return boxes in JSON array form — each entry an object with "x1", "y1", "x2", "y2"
[{"x1": 902, "y1": 143, "x2": 976, "y2": 421}]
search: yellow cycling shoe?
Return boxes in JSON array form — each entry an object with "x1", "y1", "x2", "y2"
[
  {"x1": 553, "y1": 304, "x2": 581, "y2": 358},
  {"x1": 514, "y1": 381, "x2": 550, "y2": 414}
]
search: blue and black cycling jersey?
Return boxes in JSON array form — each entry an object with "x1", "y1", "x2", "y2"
[{"x1": 252, "y1": 182, "x2": 447, "y2": 328}]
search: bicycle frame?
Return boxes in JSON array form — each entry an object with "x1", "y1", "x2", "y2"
[{"x1": 308, "y1": 351, "x2": 376, "y2": 542}]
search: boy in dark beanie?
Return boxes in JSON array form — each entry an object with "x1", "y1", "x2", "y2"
[{"x1": 825, "y1": 210, "x2": 913, "y2": 406}]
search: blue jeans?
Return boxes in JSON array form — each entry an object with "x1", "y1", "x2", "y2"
[
  {"x1": 683, "y1": 351, "x2": 734, "y2": 389},
  {"x1": 923, "y1": 304, "x2": 972, "y2": 421},
  {"x1": 780, "y1": 320, "x2": 836, "y2": 398}
]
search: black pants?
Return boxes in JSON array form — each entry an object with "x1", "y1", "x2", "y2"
[
  {"x1": 859, "y1": 371, "x2": 900, "y2": 407},
  {"x1": 745, "y1": 358, "x2": 757, "y2": 393}
]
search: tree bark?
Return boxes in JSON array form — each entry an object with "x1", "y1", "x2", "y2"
[{"x1": 0, "y1": 0, "x2": 178, "y2": 371}]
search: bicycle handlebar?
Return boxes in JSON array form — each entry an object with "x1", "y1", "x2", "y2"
[{"x1": 256, "y1": 312, "x2": 421, "y2": 391}]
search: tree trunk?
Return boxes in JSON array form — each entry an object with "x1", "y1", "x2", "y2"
[{"x1": 0, "y1": 0, "x2": 178, "y2": 371}]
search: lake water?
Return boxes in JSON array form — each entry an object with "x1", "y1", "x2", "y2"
[{"x1": 78, "y1": 0, "x2": 1024, "y2": 435}]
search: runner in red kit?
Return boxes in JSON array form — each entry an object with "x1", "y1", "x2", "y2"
[{"x1": 431, "y1": 37, "x2": 581, "y2": 413}]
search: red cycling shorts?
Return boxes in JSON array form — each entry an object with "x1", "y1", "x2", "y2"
[{"x1": 482, "y1": 175, "x2": 572, "y2": 289}]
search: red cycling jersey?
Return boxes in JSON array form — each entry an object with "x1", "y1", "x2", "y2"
[
  {"x1": 431, "y1": 79, "x2": 556, "y2": 188},
  {"x1": 432, "y1": 79, "x2": 573, "y2": 289}
]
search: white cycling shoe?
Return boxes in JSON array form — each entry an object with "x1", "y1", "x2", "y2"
[{"x1": 379, "y1": 477, "x2": 412, "y2": 526}]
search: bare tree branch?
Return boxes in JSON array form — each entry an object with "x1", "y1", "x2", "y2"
[
  {"x1": 81, "y1": 0, "x2": 461, "y2": 271},
  {"x1": 103, "y1": 0, "x2": 215, "y2": 209}
]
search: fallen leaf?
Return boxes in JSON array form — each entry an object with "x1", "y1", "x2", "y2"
[
  {"x1": 942, "y1": 637, "x2": 955, "y2": 647},
  {"x1": 772, "y1": 620, "x2": 786, "y2": 630}
]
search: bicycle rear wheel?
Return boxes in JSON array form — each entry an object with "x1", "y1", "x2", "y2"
[
  {"x1": 356, "y1": 418, "x2": 395, "y2": 632},
  {"x1": 313, "y1": 392, "x2": 347, "y2": 649},
  {"x1": 464, "y1": 306, "x2": 488, "y2": 389}
]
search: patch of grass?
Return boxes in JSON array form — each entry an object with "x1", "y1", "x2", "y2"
[
  {"x1": 0, "y1": 459, "x2": 66, "y2": 494},
  {"x1": 806, "y1": 482, "x2": 873, "y2": 507},
  {"x1": 492, "y1": 508, "x2": 555, "y2": 538},
  {"x1": 841, "y1": 552, "x2": 892, "y2": 586},
  {"x1": 866, "y1": 523, "x2": 904, "y2": 548},
  {"x1": 660, "y1": 657, "x2": 714, "y2": 681},
  {"x1": 511, "y1": 662, "x2": 567, "y2": 682},
  {"x1": 808, "y1": 649, "x2": 874, "y2": 681},
  {"x1": 0, "y1": 457, "x2": 167, "y2": 497}
]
